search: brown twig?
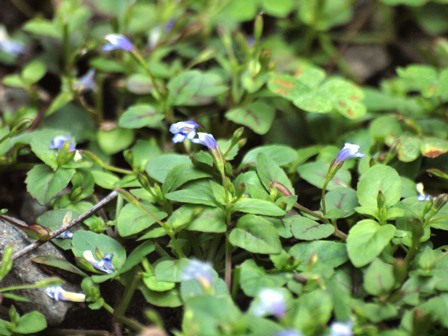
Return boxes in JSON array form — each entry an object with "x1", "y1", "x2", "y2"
[{"x1": 10, "y1": 190, "x2": 118, "y2": 261}]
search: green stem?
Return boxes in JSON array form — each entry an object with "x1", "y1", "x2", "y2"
[
  {"x1": 103, "y1": 302, "x2": 144, "y2": 332},
  {"x1": 293, "y1": 202, "x2": 325, "y2": 221},
  {"x1": 82, "y1": 151, "x2": 134, "y2": 175},
  {"x1": 114, "y1": 271, "x2": 141, "y2": 320}
]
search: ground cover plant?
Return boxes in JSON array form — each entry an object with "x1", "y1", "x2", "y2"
[{"x1": 1, "y1": 0, "x2": 448, "y2": 335}]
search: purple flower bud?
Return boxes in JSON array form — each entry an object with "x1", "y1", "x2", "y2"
[
  {"x1": 169, "y1": 120, "x2": 199, "y2": 143},
  {"x1": 329, "y1": 321, "x2": 353, "y2": 336},
  {"x1": 192, "y1": 132, "x2": 217, "y2": 150},
  {"x1": 335, "y1": 143, "x2": 365, "y2": 163},
  {"x1": 103, "y1": 34, "x2": 135, "y2": 52},
  {"x1": 181, "y1": 259, "x2": 213, "y2": 286},
  {"x1": 83, "y1": 250, "x2": 115, "y2": 274},
  {"x1": 45, "y1": 285, "x2": 85, "y2": 302},
  {"x1": 252, "y1": 288, "x2": 286, "y2": 319},
  {"x1": 49, "y1": 135, "x2": 75, "y2": 151}
]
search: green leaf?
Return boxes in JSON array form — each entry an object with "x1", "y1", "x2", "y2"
[
  {"x1": 118, "y1": 104, "x2": 164, "y2": 129},
  {"x1": 347, "y1": 219, "x2": 396, "y2": 267},
  {"x1": 22, "y1": 60, "x2": 46, "y2": 85},
  {"x1": 30, "y1": 129, "x2": 73, "y2": 169},
  {"x1": 167, "y1": 70, "x2": 227, "y2": 106},
  {"x1": 32, "y1": 256, "x2": 87, "y2": 277},
  {"x1": 25, "y1": 165, "x2": 75, "y2": 205},
  {"x1": 165, "y1": 180, "x2": 219, "y2": 207},
  {"x1": 2, "y1": 74, "x2": 25, "y2": 88},
  {"x1": 119, "y1": 241, "x2": 155, "y2": 274},
  {"x1": 229, "y1": 214, "x2": 282, "y2": 254},
  {"x1": 220, "y1": 0, "x2": 258, "y2": 21},
  {"x1": 232, "y1": 198, "x2": 286, "y2": 216},
  {"x1": 146, "y1": 153, "x2": 190, "y2": 183},
  {"x1": 324, "y1": 187, "x2": 358, "y2": 219},
  {"x1": 256, "y1": 153, "x2": 294, "y2": 194},
  {"x1": 356, "y1": 165, "x2": 401, "y2": 212},
  {"x1": 182, "y1": 296, "x2": 241, "y2": 336},
  {"x1": 363, "y1": 258, "x2": 395, "y2": 295},
  {"x1": 226, "y1": 101, "x2": 275, "y2": 135},
  {"x1": 269, "y1": 68, "x2": 365, "y2": 118},
  {"x1": 268, "y1": 72, "x2": 325, "y2": 108},
  {"x1": 97, "y1": 127, "x2": 134, "y2": 155},
  {"x1": 12, "y1": 311, "x2": 47, "y2": 334},
  {"x1": 239, "y1": 259, "x2": 289, "y2": 296},
  {"x1": 289, "y1": 241, "x2": 348, "y2": 270},
  {"x1": 187, "y1": 207, "x2": 226, "y2": 233},
  {"x1": 72, "y1": 231, "x2": 126, "y2": 269},
  {"x1": 162, "y1": 163, "x2": 211, "y2": 193},
  {"x1": 261, "y1": 0, "x2": 296, "y2": 17},
  {"x1": 298, "y1": 162, "x2": 351, "y2": 190},
  {"x1": 299, "y1": 0, "x2": 353, "y2": 30},
  {"x1": 420, "y1": 137, "x2": 448, "y2": 158},
  {"x1": 91, "y1": 170, "x2": 120, "y2": 189},
  {"x1": 154, "y1": 258, "x2": 190, "y2": 282},
  {"x1": 293, "y1": 290, "x2": 333, "y2": 333},
  {"x1": 369, "y1": 115, "x2": 403, "y2": 144},
  {"x1": 23, "y1": 18, "x2": 61, "y2": 38},
  {"x1": 287, "y1": 215, "x2": 334, "y2": 240},
  {"x1": 321, "y1": 78, "x2": 365, "y2": 118},
  {"x1": 139, "y1": 286, "x2": 182, "y2": 307},
  {"x1": 117, "y1": 203, "x2": 167, "y2": 237},
  {"x1": 398, "y1": 134, "x2": 422, "y2": 162},
  {"x1": 241, "y1": 145, "x2": 298, "y2": 167},
  {"x1": 143, "y1": 274, "x2": 175, "y2": 292}
]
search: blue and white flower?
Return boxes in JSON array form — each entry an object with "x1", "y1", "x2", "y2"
[
  {"x1": 416, "y1": 182, "x2": 432, "y2": 201},
  {"x1": 45, "y1": 285, "x2": 85, "y2": 302},
  {"x1": 103, "y1": 34, "x2": 135, "y2": 52},
  {"x1": 0, "y1": 26, "x2": 25, "y2": 56},
  {"x1": 252, "y1": 288, "x2": 286, "y2": 319},
  {"x1": 83, "y1": 250, "x2": 115, "y2": 274},
  {"x1": 328, "y1": 321, "x2": 353, "y2": 336},
  {"x1": 192, "y1": 132, "x2": 218, "y2": 150},
  {"x1": 49, "y1": 135, "x2": 76, "y2": 152},
  {"x1": 335, "y1": 143, "x2": 365, "y2": 164},
  {"x1": 181, "y1": 259, "x2": 213, "y2": 287},
  {"x1": 169, "y1": 120, "x2": 199, "y2": 143},
  {"x1": 74, "y1": 69, "x2": 97, "y2": 92}
]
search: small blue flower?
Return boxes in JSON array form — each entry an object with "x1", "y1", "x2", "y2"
[
  {"x1": 45, "y1": 285, "x2": 85, "y2": 302},
  {"x1": 57, "y1": 230, "x2": 73, "y2": 239},
  {"x1": 169, "y1": 120, "x2": 199, "y2": 143},
  {"x1": 49, "y1": 135, "x2": 75, "y2": 151},
  {"x1": 103, "y1": 34, "x2": 135, "y2": 52},
  {"x1": 181, "y1": 259, "x2": 213, "y2": 287},
  {"x1": 192, "y1": 132, "x2": 218, "y2": 150},
  {"x1": 74, "y1": 69, "x2": 97, "y2": 92},
  {"x1": 252, "y1": 288, "x2": 286, "y2": 319},
  {"x1": 328, "y1": 321, "x2": 353, "y2": 336},
  {"x1": 276, "y1": 329, "x2": 304, "y2": 336},
  {"x1": 0, "y1": 26, "x2": 26, "y2": 56},
  {"x1": 335, "y1": 143, "x2": 365, "y2": 164},
  {"x1": 83, "y1": 250, "x2": 115, "y2": 274},
  {"x1": 416, "y1": 183, "x2": 432, "y2": 201}
]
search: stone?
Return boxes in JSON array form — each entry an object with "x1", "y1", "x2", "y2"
[{"x1": 0, "y1": 215, "x2": 77, "y2": 326}]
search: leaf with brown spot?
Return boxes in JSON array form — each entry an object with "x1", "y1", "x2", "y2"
[{"x1": 421, "y1": 137, "x2": 448, "y2": 158}]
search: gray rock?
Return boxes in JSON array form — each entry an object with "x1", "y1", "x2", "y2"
[
  {"x1": 343, "y1": 44, "x2": 390, "y2": 82},
  {"x1": 0, "y1": 216, "x2": 77, "y2": 326}
]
